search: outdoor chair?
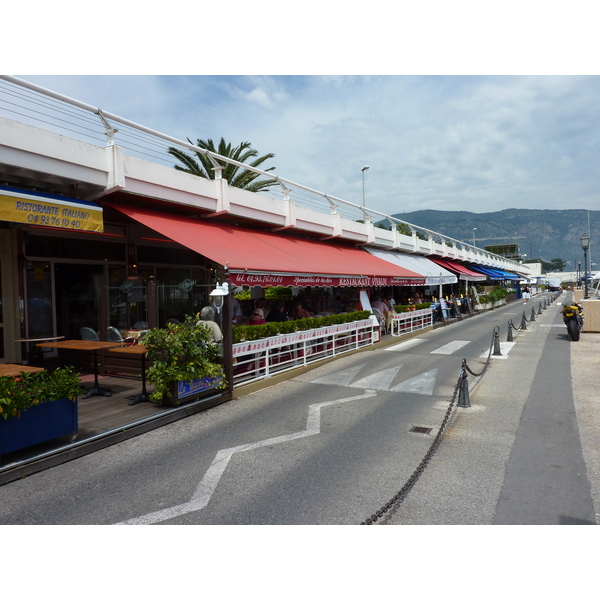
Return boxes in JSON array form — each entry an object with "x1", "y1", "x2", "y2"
[
  {"x1": 80, "y1": 327, "x2": 99, "y2": 341},
  {"x1": 371, "y1": 308, "x2": 386, "y2": 334},
  {"x1": 108, "y1": 326, "x2": 135, "y2": 345}
]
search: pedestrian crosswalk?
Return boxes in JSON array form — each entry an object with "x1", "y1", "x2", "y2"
[
  {"x1": 312, "y1": 336, "x2": 515, "y2": 393},
  {"x1": 312, "y1": 364, "x2": 439, "y2": 396}
]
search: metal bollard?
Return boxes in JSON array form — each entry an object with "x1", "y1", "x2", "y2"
[
  {"x1": 521, "y1": 311, "x2": 528, "y2": 330},
  {"x1": 457, "y1": 360, "x2": 471, "y2": 408},
  {"x1": 537, "y1": 303, "x2": 543, "y2": 315},
  {"x1": 530, "y1": 307, "x2": 536, "y2": 321},
  {"x1": 492, "y1": 326, "x2": 502, "y2": 355},
  {"x1": 507, "y1": 321, "x2": 514, "y2": 342}
]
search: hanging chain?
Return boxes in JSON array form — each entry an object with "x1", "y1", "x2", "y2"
[
  {"x1": 360, "y1": 324, "x2": 502, "y2": 525},
  {"x1": 360, "y1": 375, "x2": 461, "y2": 525}
]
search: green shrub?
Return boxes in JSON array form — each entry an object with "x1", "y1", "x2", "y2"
[
  {"x1": 145, "y1": 314, "x2": 225, "y2": 404},
  {"x1": 232, "y1": 310, "x2": 371, "y2": 342},
  {"x1": 0, "y1": 366, "x2": 82, "y2": 421},
  {"x1": 488, "y1": 286, "x2": 508, "y2": 302}
]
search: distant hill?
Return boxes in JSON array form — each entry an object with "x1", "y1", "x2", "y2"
[{"x1": 380, "y1": 209, "x2": 600, "y2": 268}]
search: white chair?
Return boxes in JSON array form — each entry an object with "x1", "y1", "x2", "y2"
[
  {"x1": 80, "y1": 327, "x2": 99, "y2": 341},
  {"x1": 371, "y1": 308, "x2": 386, "y2": 334}
]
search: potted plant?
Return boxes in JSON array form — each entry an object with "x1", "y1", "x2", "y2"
[
  {"x1": 144, "y1": 314, "x2": 226, "y2": 406},
  {"x1": 0, "y1": 366, "x2": 82, "y2": 457}
]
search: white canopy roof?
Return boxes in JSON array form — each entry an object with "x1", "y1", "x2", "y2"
[{"x1": 364, "y1": 249, "x2": 458, "y2": 285}]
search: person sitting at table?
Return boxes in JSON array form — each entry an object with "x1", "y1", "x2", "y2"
[
  {"x1": 371, "y1": 295, "x2": 392, "y2": 331},
  {"x1": 291, "y1": 300, "x2": 311, "y2": 320},
  {"x1": 266, "y1": 300, "x2": 288, "y2": 322},
  {"x1": 196, "y1": 306, "x2": 223, "y2": 342},
  {"x1": 249, "y1": 308, "x2": 267, "y2": 325}
]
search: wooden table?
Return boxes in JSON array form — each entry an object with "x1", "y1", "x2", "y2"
[
  {"x1": 37, "y1": 340, "x2": 125, "y2": 399},
  {"x1": 109, "y1": 344, "x2": 150, "y2": 405},
  {"x1": 0, "y1": 363, "x2": 45, "y2": 377}
]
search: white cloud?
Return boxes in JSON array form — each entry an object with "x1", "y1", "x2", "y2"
[{"x1": 4, "y1": 74, "x2": 600, "y2": 216}]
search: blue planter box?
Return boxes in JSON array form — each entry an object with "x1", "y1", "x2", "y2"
[
  {"x1": 167, "y1": 376, "x2": 223, "y2": 406},
  {"x1": 0, "y1": 397, "x2": 78, "y2": 457}
]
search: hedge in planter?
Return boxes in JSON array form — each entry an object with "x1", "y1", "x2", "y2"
[
  {"x1": 0, "y1": 366, "x2": 82, "y2": 456},
  {"x1": 144, "y1": 314, "x2": 226, "y2": 406},
  {"x1": 232, "y1": 310, "x2": 371, "y2": 343},
  {"x1": 0, "y1": 366, "x2": 81, "y2": 421}
]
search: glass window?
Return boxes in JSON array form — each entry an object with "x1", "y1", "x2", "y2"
[
  {"x1": 54, "y1": 263, "x2": 103, "y2": 339},
  {"x1": 25, "y1": 261, "x2": 53, "y2": 338},
  {"x1": 156, "y1": 267, "x2": 210, "y2": 327},
  {"x1": 108, "y1": 266, "x2": 148, "y2": 330}
]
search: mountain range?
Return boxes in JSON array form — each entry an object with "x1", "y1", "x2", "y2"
[{"x1": 382, "y1": 209, "x2": 600, "y2": 270}]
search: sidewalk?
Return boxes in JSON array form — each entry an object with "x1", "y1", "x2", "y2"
[{"x1": 571, "y1": 328, "x2": 600, "y2": 522}]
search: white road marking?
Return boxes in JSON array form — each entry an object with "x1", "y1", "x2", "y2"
[
  {"x1": 115, "y1": 390, "x2": 377, "y2": 525},
  {"x1": 311, "y1": 364, "x2": 365, "y2": 386},
  {"x1": 479, "y1": 341, "x2": 516, "y2": 359},
  {"x1": 430, "y1": 341, "x2": 470, "y2": 355},
  {"x1": 384, "y1": 338, "x2": 427, "y2": 352},
  {"x1": 389, "y1": 369, "x2": 439, "y2": 395},
  {"x1": 349, "y1": 365, "x2": 403, "y2": 390}
]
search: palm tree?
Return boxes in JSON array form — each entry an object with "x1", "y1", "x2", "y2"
[{"x1": 168, "y1": 137, "x2": 278, "y2": 192}]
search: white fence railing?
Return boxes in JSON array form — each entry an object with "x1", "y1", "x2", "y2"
[
  {"x1": 232, "y1": 319, "x2": 377, "y2": 386},
  {"x1": 232, "y1": 313, "x2": 434, "y2": 387},
  {"x1": 390, "y1": 309, "x2": 434, "y2": 336}
]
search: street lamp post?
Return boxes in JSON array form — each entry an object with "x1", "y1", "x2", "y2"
[
  {"x1": 472, "y1": 228, "x2": 477, "y2": 248},
  {"x1": 577, "y1": 258, "x2": 582, "y2": 288},
  {"x1": 581, "y1": 233, "x2": 590, "y2": 299},
  {"x1": 361, "y1": 165, "x2": 369, "y2": 208}
]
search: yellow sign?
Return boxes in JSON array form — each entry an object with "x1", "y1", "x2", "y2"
[{"x1": 0, "y1": 189, "x2": 104, "y2": 232}]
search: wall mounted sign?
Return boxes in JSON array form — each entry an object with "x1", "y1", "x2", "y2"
[{"x1": 0, "y1": 186, "x2": 103, "y2": 233}]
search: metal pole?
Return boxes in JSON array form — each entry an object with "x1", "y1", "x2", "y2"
[
  {"x1": 458, "y1": 360, "x2": 470, "y2": 408},
  {"x1": 361, "y1": 165, "x2": 369, "y2": 208},
  {"x1": 584, "y1": 246, "x2": 589, "y2": 299}
]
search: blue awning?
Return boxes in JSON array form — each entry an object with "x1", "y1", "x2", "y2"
[
  {"x1": 470, "y1": 265, "x2": 520, "y2": 280},
  {"x1": 470, "y1": 266, "x2": 505, "y2": 280}
]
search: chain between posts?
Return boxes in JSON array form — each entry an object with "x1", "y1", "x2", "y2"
[
  {"x1": 360, "y1": 375, "x2": 461, "y2": 525},
  {"x1": 360, "y1": 323, "x2": 503, "y2": 524}
]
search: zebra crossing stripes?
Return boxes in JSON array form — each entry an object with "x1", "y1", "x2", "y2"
[
  {"x1": 430, "y1": 340, "x2": 470, "y2": 355},
  {"x1": 349, "y1": 365, "x2": 402, "y2": 390},
  {"x1": 311, "y1": 364, "x2": 438, "y2": 396},
  {"x1": 384, "y1": 338, "x2": 427, "y2": 352}
]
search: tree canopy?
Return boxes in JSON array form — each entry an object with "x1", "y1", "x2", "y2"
[{"x1": 168, "y1": 137, "x2": 278, "y2": 192}]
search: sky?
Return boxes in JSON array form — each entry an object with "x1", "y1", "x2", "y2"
[
  {"x1": 13, "y1": 74, "x2": 600, "y2": 219},
  {"x1": 4, "y1": 4, "x2": 600, "y2": 221}
]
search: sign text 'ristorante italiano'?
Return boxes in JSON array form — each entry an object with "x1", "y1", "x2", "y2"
[{"x1": 0, "y1": 188, "x2": 104, "y2": 233}]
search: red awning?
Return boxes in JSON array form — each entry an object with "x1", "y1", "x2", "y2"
[
  {"x1": 429, "y1": 257, "x2": 487, "y2": 281},
  {"x1": 109, "y1": 203, "x2": 425, "y2": 287}
]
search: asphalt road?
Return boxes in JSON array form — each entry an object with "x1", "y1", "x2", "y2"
[{"x1": 0, "y1": 292, "x2": 595, "y2": 525}]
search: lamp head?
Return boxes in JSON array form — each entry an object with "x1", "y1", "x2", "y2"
[
  {"x1": 209, "y1": 282, "x2": 229, "y2": 313},
  {"x1": 581, "y1": 232, "x2": 590, "y2": 250}
]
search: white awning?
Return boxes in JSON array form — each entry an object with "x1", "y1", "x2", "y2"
[{"x1": 364, "y1": 248, "x2": 458, "y2": 285}]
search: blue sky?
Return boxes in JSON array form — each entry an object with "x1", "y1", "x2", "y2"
[{"x1": 6, "y1": 4, "x2": 600, "y2": 217}]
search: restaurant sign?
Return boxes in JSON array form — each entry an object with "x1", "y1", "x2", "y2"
[
  {"x1": 230, "y1": 273, "x2": 425, "y2": 287},
  {"x1": 0, "y1": 187, "x2": 104, "y2": 233}
]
